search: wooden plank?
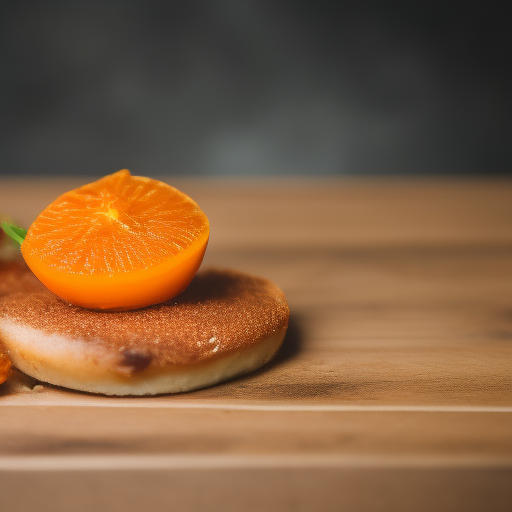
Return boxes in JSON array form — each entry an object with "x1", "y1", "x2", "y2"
[
  {"x1": 5, "y1": 240, "x2": 510, "y2": 406},
  {"x1": 2, "y1": 467, "x2": 511, "y2": 512},
  {"x1": 0, "y1": 407, "x2": 510, "y2": 458},
  {"x1": 1, "y1": 245, "x2": 510, "y2": 407}
]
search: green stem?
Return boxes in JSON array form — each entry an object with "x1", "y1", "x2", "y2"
[{"x1": 1, "y1": 222, "x2": 27, "y2": 245}]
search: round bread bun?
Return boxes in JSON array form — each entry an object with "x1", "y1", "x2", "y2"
[{"x1": 0, "y1": 260, "x2": 289, "y2": 395}]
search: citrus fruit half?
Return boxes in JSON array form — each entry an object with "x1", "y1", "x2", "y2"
[{"x1": 21, "y1": 170, "x2": 209, "y2": 310}]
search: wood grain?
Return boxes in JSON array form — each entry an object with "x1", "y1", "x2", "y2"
[{"x1": 1, "y1": 177, "x2": 511, "y2": 511}]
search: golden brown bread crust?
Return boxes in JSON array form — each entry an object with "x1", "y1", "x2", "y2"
[{"x1": 0, "y1": 261, "x2": 289, "y2": 395}]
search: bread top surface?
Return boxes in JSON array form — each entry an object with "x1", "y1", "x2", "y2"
[{"x1": 0, "y1": 260, "x2": 289, "y2": 373}]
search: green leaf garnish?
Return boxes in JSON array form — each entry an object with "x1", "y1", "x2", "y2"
[{"x1": 1, "y1": 222, "x2": 27, "y2": 246}]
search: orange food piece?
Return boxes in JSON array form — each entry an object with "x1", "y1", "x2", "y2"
[
  {"x1": 0, "y1": 352, "x2": 10, "y2": 385},
  {"x1": 21, "y1": 170, "x2": 209, "y2": 310}
]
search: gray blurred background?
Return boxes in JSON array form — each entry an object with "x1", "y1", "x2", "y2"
[{"x1": 1, "y1": 1, "x2": 510, "y2": 177}]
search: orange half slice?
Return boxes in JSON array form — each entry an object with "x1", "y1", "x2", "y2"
[{"x1": 21, "y1": 170, "x2": 209, "y2": 310}]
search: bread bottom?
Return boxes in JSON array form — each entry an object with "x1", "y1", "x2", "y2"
[{"x1": 0, "y1": 320, "x2": 286, "y2": 396}]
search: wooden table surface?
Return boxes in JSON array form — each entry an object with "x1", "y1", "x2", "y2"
[{"x1": 1, "y1": 177, "x2": 511, "y2": 512}]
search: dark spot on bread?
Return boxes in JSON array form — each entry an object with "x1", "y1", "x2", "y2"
[{"x1": 117, "y1": 349, "x2": 152, "y2": 375}]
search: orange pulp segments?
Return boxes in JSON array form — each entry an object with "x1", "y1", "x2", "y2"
[{"x1": 21, "y1": 170, "x2": 209, "y2": 310}]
